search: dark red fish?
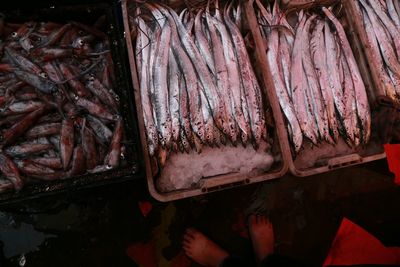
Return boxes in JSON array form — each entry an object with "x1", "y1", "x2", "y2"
[
  {"x1": 2, "y1": 106, "x2": 48, "y2": 146},
  {"x1": 59, "y1": 63, "x2": 90, "y2": 97},
  {"x1": 13, "y1": 70, "x2": 58, "y2": 94},
  {"x1": 4, "y1": 47, "x2": 43, "y2": 75},
  {"x1": 75, "y1": 97, "x2": 117, "y2": 121},
  {"x1": 85, "y1": 74, "x2": 118, "y2": 111},
  {"x1": 31, "y1": 157, "x2": 63, "y2": 169},
  {"x1": 60, "y1": 118, "x2": 74, "y2": 170},
  {"x1": 24, "y1": 122, "x2": 61, "y2": 139},
  {"x1": 81, "y1": 119, "x2": 97, "y2": 170},
  {"x1": 0, "y1": 153, "x2": 23, "y2": 190},
  {"x1": 33, "y1": 48, "x2": 73, "y2": 62},
  {"x1": 5, "y1": 143, "x2": 53, "y2": 157},
  {"x1": 38, "y1": 23, "x2": 72, "y2": 47},
  {"x1": 68, "y1": 145, "x2": 86, "y2": 176},
  {"x1": 104, "y1": 119, "x2": 123, "y2": 168}
]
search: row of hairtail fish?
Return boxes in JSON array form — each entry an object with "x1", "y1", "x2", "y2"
[
  {"x1": 130, "y1": 1, "x2": 269, "y2": 159},
  {"x1": 0, "y1": 16, "x2": 125, "y2": 192},
  {"x1": 253, "y1": 0, "x2": 371, "y2": 153},
  {"x1": 356, "y1": 0, "x2": 400, "y2": 102}
]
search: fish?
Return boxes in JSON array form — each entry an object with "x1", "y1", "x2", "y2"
[
  {"x1": 304, "y1": 17, "x2": 331, "y2": 144},
  {"x1": 225, "y1": 2, "x2": 266, "y2": 145},
  {"x1": 60, "y1": 118, "x2": 74, "y2": 170},
  {"x1": 324, "y1": 19, "x2": 350, "y2": 141},
  {"x1": 359, "y1": 0, "x2": 400, "y2": 81},
  {"x1": 323, "y1": 7, "x2": 371, "y2": 143},
  {"x1": 5, "y1": 143, "x2": 53, "y2": 157},
  {"x1": 2, "y1": 106, "x2": 48, "y2": 146},
  {"x1": 75, "y1": 97, "x2": 118, "y2": 122},
  {"x1": 310, "y1": 20, "x2": 339, "y2": 142},
  {"x1": 194, "y1": 10, "x2": 216, "y2": 76},
  {"x1": 104, "y1": 119, "x2": 123, "y2": 168},
  {"x1": 167, "y1": 49, "x2": 182, "y2": 145},
  {"x1": 0, "y1": 16, "x2": 125, "y2": 192},
  {"x1": 152, "y1": 18, "x2": 173, "y2": 148},
  {"x1": 266, "y1": 19, "x2": 303, "y2": 151},
  {"x1": 136, "y1": 17, "x2": 159, "y2": 156},
  {"x1": 0, "y1": 153, "x2": 23, "y2": 190},
  {"x1": 360, "y1": 2, "x2": 400, "y2": 99},
  {"x1": 81, "y1": 118, "x2": 98, "y2": 170},
  {"x1": 13, "y1": 70, "x2": 58, "y2": 94},
  {"x1": 68, "y1": 145, "x2": 86, "y2": 176},
  {"x1": 207, "y1": 4, "x2": 239, "y2": 144},
  {"x1": 291, "y1": 12, "x2": 318, "y2": 144}
]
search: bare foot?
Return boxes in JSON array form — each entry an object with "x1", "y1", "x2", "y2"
[
  {"x1": 183, "y1": 228, "x2": 229, "y2": 267},
  {"x1": 248, "y1": 214, "x2": 274, "y2": 263}
]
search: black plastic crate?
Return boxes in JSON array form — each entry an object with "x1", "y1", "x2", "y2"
[{"x1": 0, "y1": 0, "x2": 143, "y2": 204}]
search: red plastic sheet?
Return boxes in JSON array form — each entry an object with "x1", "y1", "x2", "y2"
[
  {"x1": 384, "y1": 144, "x2": 400, "y2": 185},
  {"x1": 323, "y1": 218, "x2": 400, "y2": 266}
]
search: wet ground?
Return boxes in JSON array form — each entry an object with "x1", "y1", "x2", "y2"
[{"x1": 0, "y1": 159, "x2": 399, "y2": 267}]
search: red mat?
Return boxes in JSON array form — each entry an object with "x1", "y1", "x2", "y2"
[
  {"x1": 384, "y1": 144, "x2": 400, "y2": 185},
  {"x1": 323, "y1": 218, "x2": 400, "y2": 266}
]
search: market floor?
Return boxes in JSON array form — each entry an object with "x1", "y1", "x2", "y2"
[{"x1": 0, "y1": 159, "x2": 399, "y2": 267}]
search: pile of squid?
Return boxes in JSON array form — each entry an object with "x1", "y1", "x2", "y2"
[
  {"x1": 0, "y1": 17, "x2": 124, "y2": 192},
  {"x1": 254, "y1": 0, "x2": 371, "y2": 152},
  {"x1": 356, "y1": 0, "x2": 400, "y2": 102},
  {"x1": 130, "y1": 1, "x2": 268, "y2": 157}
]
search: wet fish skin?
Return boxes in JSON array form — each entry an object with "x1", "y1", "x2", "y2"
[
  {"x1": 210, "y1": 4, "x2": 241, "y2": 144},
  {"x1": 87, "y1": 115, "x2": 113, "y2": 144},
  {"x1": 306, "y1": 18, "x2": 331, "y2": 144},
  {"x1": 267, "y1": 22, "x2": 303, "y2": 152},
  {"x1": 324, "y1": 20, "x2": 349, "y2": 141},
  {"x1": 5, "y1": 143, "x2": 53, "y2": 157},
  {"x1": 290, "y1": 13, "x2": 318, "y2": 144},
  {"x1": 136, "y1": 17, "x2": 159, "y2": 156},
  {"x1": 5, "y1": 46, "x2": 43, "y2": 75},
  {"x1": 68, "y1": 145, "x2": 86, "y2": 177},
  {"x1": 0, "y1": 153, "x2": 23, "y2": 190},
  {"x1": 2, "y1": 106, "x2": 48, "y2": 146},
  {"x1": 359, "y1": 0, "x2": 400, "y2": 81},
  {"x1": 60, "y1": 118, "x2": 74, "y2": 170},
  {"x1": 310, "y1": 20, "x2": 339, "y2": 143},
  {"x1": 152, "y1": 19, "x2": 173, "y2": 148},
  {"x1": 75, "y1": 97, "x2": 117, "y2": 122},
  {"x1": 13, "y1": 70, "x2": 58, "y2": 94},
  {"x1": 31, "y1": 157, "x2": 63, "y2": 169},
  {"x1": 323, "y1": 7, "x2": 371, "y2": 143},
  {"x1": 194, "y1": 10, "x2": 216, "y2": 76},
  {"x1": 85, "y1": 75, "x2": 118, "y2": 111},
  {"x1": 81, "y1": 118, "x2": 98, "y2": 170},
  {"x1": 168, "y1": 50, "x2": 182, "y2": 145},
  {"x1": 104, "y1": 119, "x2": 123, "y2": 168}
]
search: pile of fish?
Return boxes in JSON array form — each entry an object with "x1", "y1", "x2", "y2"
[
  {"x1": 356, "y1": 0, "x2": 400, "y2": 102},
  {"x1": 0, "y1": 17, "x2": 124, "y2": 192},
  {"x1": 130, "y1": 1, "x2": 268, "y2": 158},
  {"x1": 254, "y1": 0, "x2": 371, "y2": 152}
]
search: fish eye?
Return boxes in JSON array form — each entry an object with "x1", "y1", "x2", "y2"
[
  {"x1": 78, "y1": 30, "x2": 85, "y2": 36},
  {"x1": 11, "y1": 32, "x2": 18, "y2": 38},
  {"x1": 39, "y1": 72, "x2": 48, "y2": 78}
]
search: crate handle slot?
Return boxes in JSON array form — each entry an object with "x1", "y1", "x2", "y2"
[
  {"x1": 328, "y1": 154, "x2": 362, "y2": 169},
  {"x1": 200, "y1": 174, "x2": 250, "y2": 192},
  {"x1": 202, "y1": 179, "x2": 250, "y2": 193}
]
